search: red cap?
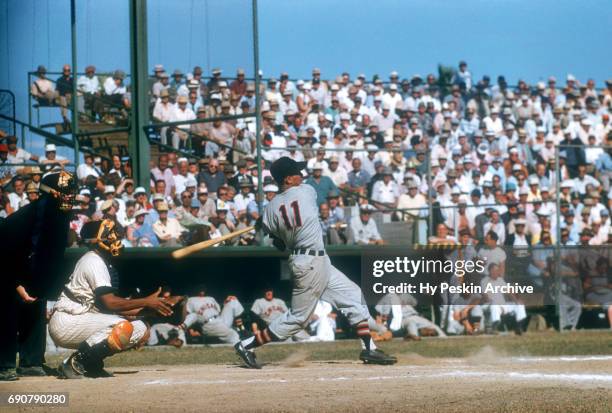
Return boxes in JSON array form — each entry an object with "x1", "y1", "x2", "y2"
[{"x1": 0, "y1": 144, "x2": 8, "y2": 152}]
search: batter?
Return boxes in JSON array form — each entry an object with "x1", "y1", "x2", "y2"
[{"x1": 234, "y1": 157, "x2": 396, "y2": 368}]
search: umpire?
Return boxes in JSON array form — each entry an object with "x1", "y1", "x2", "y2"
[{"x1": 0, "y1": 170, "x2": 76, "y2": 381}]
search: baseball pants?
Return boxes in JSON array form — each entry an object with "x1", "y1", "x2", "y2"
[
  {"x1": 480, "y1": 303, "x2": 527, "y2": 324},
  {"x1": 147, "y1": 323, "x2": 186, "y2": 346},
  {"x1": 559, "y1": 293, "x2": 583, "y2": 329},
  {"x1": 48, "y1": 311, "x2": 147, "y2": 349},
  {"x1": 403, "y1": 315, "x2": 446, "y2": 337},
  {"x1": 269, "y1": 254, "x2": 370, "y2": 340},
  {"x1": 184, "y1": 299, "x2": 244, "y2": 345}
]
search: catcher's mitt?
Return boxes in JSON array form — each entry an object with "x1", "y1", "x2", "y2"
[{"x1": 371, "y1": 330, "x2": 393, "y2": 342}]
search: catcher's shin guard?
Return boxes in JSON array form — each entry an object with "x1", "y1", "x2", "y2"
[{"x1": 108, "y1": 320, "x2": 134, "y2": 351}]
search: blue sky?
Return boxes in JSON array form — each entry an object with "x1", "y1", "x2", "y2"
[{"x1": 0, "y1": 0, "x2": 611, "y2": 153}]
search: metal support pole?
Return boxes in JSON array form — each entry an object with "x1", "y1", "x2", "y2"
[
  {"x1": 28, "y1": 72, "x2": 32, "y2": 130},
  {"x1": 554, "y1": 145, "x2": 562, "y2": 331},
  {"x1": 252, "y1": 0, "x2": 264, "y2": 245},
  {"x1": 427, "y1": 150, "x2": 433, "y2": 238},
  {"x1": 129, "y1": 0, "x2": 151, "y2": 188},
  {"x1": 70, "y1": 0, "x2": 80, "y2": 167}
]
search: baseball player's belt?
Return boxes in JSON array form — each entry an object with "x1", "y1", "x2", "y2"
[{"x1": 292, "y1": 249, "x2": 325, "y2": 256}]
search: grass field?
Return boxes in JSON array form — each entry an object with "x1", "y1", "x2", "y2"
[
  {"x1": 45, "y1": 329, "x2": 612, "y2": 367},
  {"x1": 3, "y1": 331, "x2": 611, "y2": 413}
]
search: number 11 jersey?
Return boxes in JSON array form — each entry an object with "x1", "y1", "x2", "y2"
[{"x1": 262, "y1": 184, "x2": 324, "y2": 251}]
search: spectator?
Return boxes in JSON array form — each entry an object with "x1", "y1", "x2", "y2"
[
  {"x1": 198, "y1": 158, "x2": 226, "y2": 194},
  {"x1": 151, "y1": 154, "x2": 175, "y2": 197},
  {"x1": 39, "y1": 144, "x2": 69, "y2": 168},
  {"x1": 77, "y1": 65, "x2": 101, "y2": 117},
  {"x1": 30, "y1": 65, "x2": 69, "y2": 126},
  {"x1": 127, "y1": 209, "x2": 158, "y2": 247},
  {"x1": 305, "y1": 162, "x2": 337, "y2": 205},
  {"x1": 6, "y1": 136, "x2": 38, "y2": 164},
  {"x1": 350, "y1": 204, "x2": 383, "y2": 245},
  {"x1": 152, "y1": 201, "x2": 185, "y2": 246}
]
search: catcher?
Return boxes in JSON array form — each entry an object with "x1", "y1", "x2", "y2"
[{"x1": 49, "y1": 219, "x2": 182, "y2": 379}]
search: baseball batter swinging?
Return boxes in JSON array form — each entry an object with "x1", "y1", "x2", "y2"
[{"x1": 235, "y1": 157, "x2": 397, "y2": 368}]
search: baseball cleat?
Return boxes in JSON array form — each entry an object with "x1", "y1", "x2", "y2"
[
  {"x1": 17, "y1": 366, "x2": 47, "y2": 377},
  {"x1": 83, "y1": 359, "x2": 114, "y2": 378},
  {"x1": 0, "y1": 368, "x2": 19, "y2": 381},
  {"x1": 234, "y1": 342, "x2": 261, "y2": 369},
  {"x1": 58, "y1": 354, "x2": 86, "y2": 379},
  {"x1": 359, "y1": 349, "x2": 398, "y2": 365}
]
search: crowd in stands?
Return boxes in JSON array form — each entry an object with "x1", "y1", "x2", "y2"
[
  {"x1": 5, "y1": 62, "x2": 612, "y2": 249},
  {"x1": 3, "y1": 62, "x2": 612, "y2": 333}
]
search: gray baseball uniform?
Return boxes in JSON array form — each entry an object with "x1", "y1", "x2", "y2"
[
  {"x1": 251, "y1": 298, "x2": 288, "y2": 324},
  {"x1": 376, "y1": 293, "x2": 446, "y2": 337},
  {"x1": 262, "y1": 184, "x2": 370, "y2": 340},
  {"x1": 183, "y1": 296, "x2": 244, "y2": 344}
]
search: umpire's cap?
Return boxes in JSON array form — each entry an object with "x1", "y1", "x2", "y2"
[{"x1": 270, "y1": 156, "x2": 306, "y2": 185}]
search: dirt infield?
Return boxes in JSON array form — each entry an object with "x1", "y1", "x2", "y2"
[{"x1": 2, "y1": 351, "x2": 611, "y2": 413}]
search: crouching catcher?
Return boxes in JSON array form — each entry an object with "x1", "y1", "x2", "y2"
[{"x1": 48, "y1": 219, "x2": 183, "y2": 379}]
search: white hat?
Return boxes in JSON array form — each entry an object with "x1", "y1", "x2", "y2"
[
  {"x1": 528, "y1": 176, "x2": 539, "y2": 185},
  {"x1": 390, "y1": 70, "x2": 399, "y2": 77},
  {"x1": 512, "y1": 164, "x2": 522, "y2": 171},
  {"x1": 567, "y1": 74, "x2": 576, "y2": 81},
  {"x1": 79, "y1": 188, "x2": 91, "y2": 196},
  {"x1": 312, "y1": 162, "x2": 324, "y2": 170},
  {"x1": 581, "y1": 119, "x2": 592, "y2": 126},
  {"x1": 536, "y1": 126, "x2": 546, "y2": 133},
  {"x1": 382, "y1": 103, "x2": 391, "y2": 110},
  {"x1": 104, "y1": 185, "x2": 116, "y2": 194},
  {"x1": 185, "y1": 177, "x2": 197, "y2": 187},
  {"x1": 263, "y1": 184, "x2": 278, "y2": 193},
  {"x1": 134, "y1": 208, "x2": 149, "y2": 217},
  {"x1": 177, "y1": 157, "x2": 188, "y2": 163},
  {"x1": 134, "y1": 186, "x2": 146, "y2": 195},
  {"x1": 514, "y1": 218, "x2": 527, "y2": 225},
  {"x1": 45, "y1": 144, "x2": 57, "y2": 152},
  {"x1": 339, "y1": 113, "x2": 350, "y2": 121},
  {"x1": 100, "y1": 200, "x2": 114, "y2": 212},
  {"x1": 451, "y1": 186, "x2": 461, "y2": 195},
  {"x1": 561, "y1": 180, "x2": 574, "y2": 188},
  {"x1": 389, "y1": 84, "x2": 398, "y2": 91}
]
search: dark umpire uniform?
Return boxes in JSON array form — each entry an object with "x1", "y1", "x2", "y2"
[{"x1": 0, "y1": 171, "x2": 74, "y2": 380}]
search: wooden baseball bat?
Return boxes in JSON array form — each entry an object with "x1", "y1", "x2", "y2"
[{"x1": 171, "y1": 225, "x2": 256, "y2": 259}]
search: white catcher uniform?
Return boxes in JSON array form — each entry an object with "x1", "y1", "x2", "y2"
[
  {"x1": 49, "y1": 251, "x2": 147, "y2": 349},
  {"x1": 262, "y1": 184, "x2": 371, "y2": 340},
  {"x1": 183, "y1": 296, "x2": 244, "y2": 344}
]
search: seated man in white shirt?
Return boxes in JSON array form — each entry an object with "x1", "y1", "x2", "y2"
[
  {"x1": 350, "y1": 204, "x2": 384, "y2": 245},
  {"x1": 30, "y1": 65, "x2": 68, "y2": 123},
  {"x1": 39, "y1": 144, "x2": 69, "y2": 168},
  {"x1": 170, "y1": 95, "x2": 196, "y2": 149},
  {"x1": 152, "y1": 202, "x2": 186, "y2": 246},
  {"x1": 77, "y1": 65, "x2": 101, "y2": 116},
  {"x1": 76, "y1": 153, "x2": 101, "y2": 182}
]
